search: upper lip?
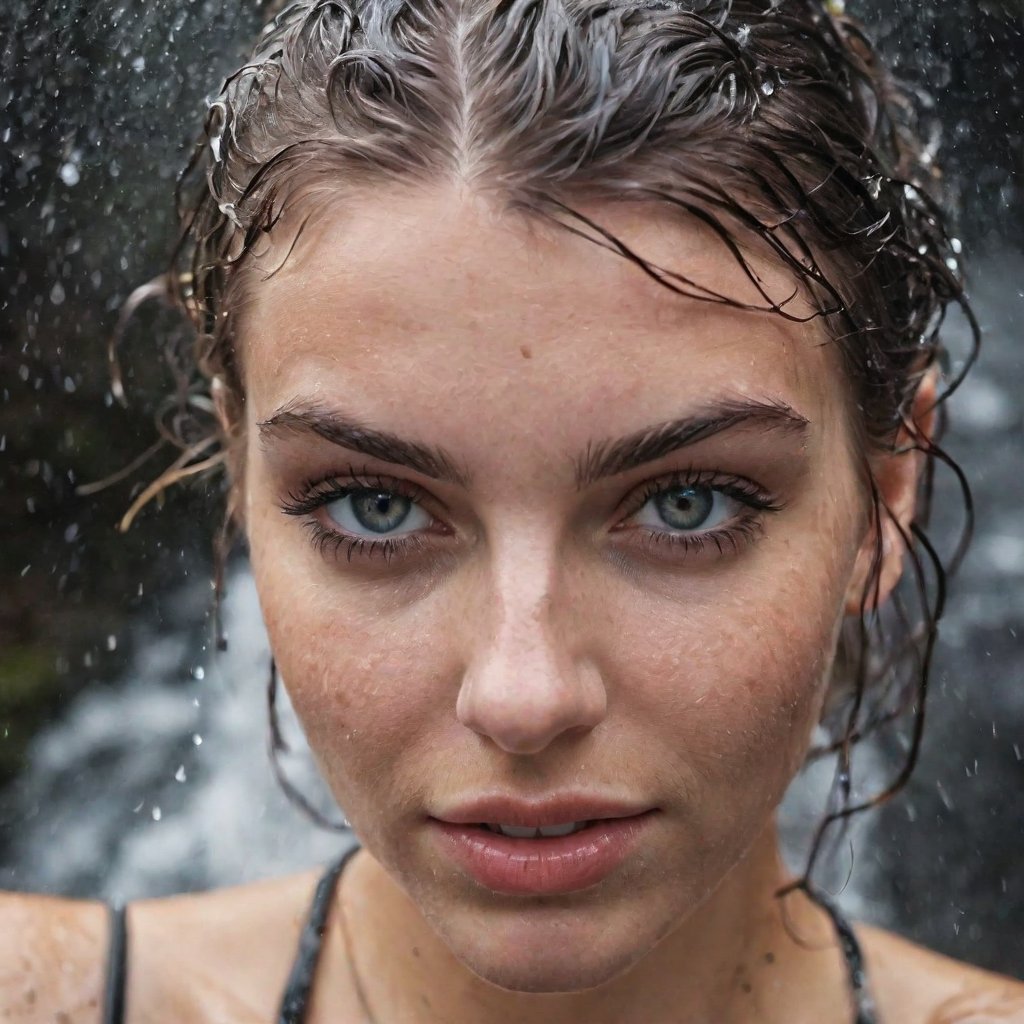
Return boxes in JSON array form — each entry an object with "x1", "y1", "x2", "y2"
[{"x1": 432, "y1": 794, "x2": 654, "y2": 827}]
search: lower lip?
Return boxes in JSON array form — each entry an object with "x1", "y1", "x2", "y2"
[{"x1": 429, "y1": 812, "x2": 656, "y2": 895}]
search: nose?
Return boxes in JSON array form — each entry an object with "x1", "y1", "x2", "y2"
[{"x1": 455, "y1": 545, "x2": 607, "y2": 755}]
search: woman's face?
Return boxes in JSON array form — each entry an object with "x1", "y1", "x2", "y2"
[{"x1": 239, "y1": 186, "x2": 870, "y2": 991}]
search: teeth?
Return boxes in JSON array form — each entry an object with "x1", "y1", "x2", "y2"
[
  {"x1": 538, "y1": 821, "x2": 586, "y2": 837},
  {"x1": 496, "y1": 823, "x2": 541, "y2": 838},
  {"x1": 485, "y1": 821, "x2": 589, "y2": 838}
]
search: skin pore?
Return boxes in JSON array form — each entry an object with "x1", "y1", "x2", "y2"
[{"x1": 236, "y1": 183, "x2": 913, "y2": 1024}]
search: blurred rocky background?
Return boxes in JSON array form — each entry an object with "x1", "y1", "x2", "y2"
[{"x1": 0, "y1": 0, "x2": 1021, "y2": 975}]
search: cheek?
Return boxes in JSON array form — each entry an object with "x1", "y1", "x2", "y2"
[
  {"x1": 248, "y1": 515, "x2": 456, "y2": 817},
  {"x1": 604, "y1": 548, "x2": 851, "y2": 824}
]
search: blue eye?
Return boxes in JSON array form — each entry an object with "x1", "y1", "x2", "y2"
[
  {"x1": 324, "y1": 489, "x2": 431, "y2": 537},
  {"x1": 632, "y1": 484, "x2": 736, "y2": 533}
]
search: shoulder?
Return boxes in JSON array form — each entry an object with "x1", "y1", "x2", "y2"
[
  {"x1": 860, "y1": 923, "x2": 1024, "y2": 1024},
  {"x1": 0, "y1": 867, "x2": 326, "y2": 1024},
  {"x1": 125, "y1": 865, "x2": 328, "y2": 1022},
  {"x1": 0, "y1": 889, "x2": 108, "y2": 1022}
]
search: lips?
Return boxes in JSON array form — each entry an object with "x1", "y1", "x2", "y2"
[{"x1": 428, "y1": 794, "x2": 657, "y2": 895}]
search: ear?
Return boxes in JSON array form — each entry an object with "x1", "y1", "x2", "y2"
[{"x1": 844, "y1": 369, "x2": 938, "y2": 616}]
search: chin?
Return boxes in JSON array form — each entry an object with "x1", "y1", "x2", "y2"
[
  {"x1": 460, "y1": 938, "x2": 648, "y2": 994},
  {"x1": 424, "y1": 897, "x2": 670, "y2": 994}
]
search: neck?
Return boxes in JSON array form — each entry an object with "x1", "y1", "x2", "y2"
[{"x1": 335, "y1": 823, "x2": 853, "y2": 1024}]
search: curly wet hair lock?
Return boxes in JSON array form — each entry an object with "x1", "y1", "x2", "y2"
[{"x1": 111, "y1": 0, "x2": 979, "y2": 888}]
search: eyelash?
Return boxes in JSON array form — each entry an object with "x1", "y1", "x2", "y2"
[
  {"x1": 280, "y1": 466, "x2": 436, "y2": 565},
  {"x1": 614, "y1": 469, "x2": 783, "y2": 561},
  {"x1": 278, "y1": 465, "x2": 784, "y2": 566}
]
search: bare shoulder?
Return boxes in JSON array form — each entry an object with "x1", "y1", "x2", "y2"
[
  {"x1": 0, "y1": 889, "x2": 108, "y2": 1022},
  {"x1": 860, "y1": 923, "x2": 1024, "y2": 1024},
  {"x1": 0, "y1": 866, "x2": 325, "y2": 1024}
]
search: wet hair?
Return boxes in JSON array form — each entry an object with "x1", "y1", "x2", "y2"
[{"x1": 112, "y1": 0, "x2": 979, "y2": 890}]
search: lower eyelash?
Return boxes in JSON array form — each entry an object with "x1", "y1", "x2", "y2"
[
  {"x1": 303, "y1": 520, "x2": 427, "y2": 565},
  {"x1": 629, "y1": 515, "x2": 766, "y2": 560}
]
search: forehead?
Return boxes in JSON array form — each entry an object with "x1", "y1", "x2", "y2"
[{"x1": 240, "y1": 185, "x2": 845, "y2": 436}]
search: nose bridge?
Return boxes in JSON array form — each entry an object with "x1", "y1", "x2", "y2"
[
  {"x1": 455, "y1": 527, "x2": 607, "y2": 755},
  {"x1": 495, "y1": 533, "x2": 561, "y2": 651}
]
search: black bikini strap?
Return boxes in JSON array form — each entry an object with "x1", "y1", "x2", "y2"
[
  {"x1": 103, "y1": 900, "x2": 128, "y2": 1024},
  {"x1": 810, "y1": 888, "x2": 880, "y2": 1024},
  {"x1": 277, "y1": 843, "x2": 362, "y2": 1024}
]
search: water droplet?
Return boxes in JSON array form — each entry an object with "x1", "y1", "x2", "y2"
[
  {"x1": 106, "y1": 634, "x2": 118, "y2": 651},
  {"x1": 58, "y1": 162, "x2": 80, "y2": 187},
  {"x1": 131, "y1": 55, "x2": 145, "y2": 72},
  {"x1": 725, "y1": 72, "x2": 737, "y2": 106},
  {"x1": 760, "y1": 78, "x2": 775, "y2": 97},
  {"x1": 950, "y1": 237, "x2": 963, "y2": 254},
  {"x1": 151, "y1": 806, "x2": 162, "y2": 821},
  {"x1": 174, "y1": 765, "x2": 187, "y2": 783},
  {"x1": 49, "y1": 281, "x2": 65, "y2": 305},
  {"x1": 218, "y1": 202, "x2": 241, "y2": 228},
  {"x1": 192, "y1": 733, "x2": 203, "y2": 746},
  {"x1": 191, "y1": 665, "x2": 205, "y2": 681},
  {"x1": 64, "y1": 523, "x2": 79, "y2": 542}
]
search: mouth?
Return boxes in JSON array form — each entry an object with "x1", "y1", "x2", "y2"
[
  {"x1": 427, "y1": 807, "x2": 658, "y2": 895},
  {"x1": 477, "y1": 820, "x2": 595, "y2": 838}
]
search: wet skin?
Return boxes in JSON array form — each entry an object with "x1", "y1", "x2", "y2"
[
  {"x1": 2, "y1": 190, "x2": 1023, "y2": 1024},
  {"x1": 236, "y1": 183, "x2": 920, "y2": 1023}
]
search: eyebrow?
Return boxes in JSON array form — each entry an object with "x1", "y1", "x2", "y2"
[
  {"x1": 257, "y1": 396, "x2": 809, "y2": 489},
  {"x1": 258, "y1": 401, "x2": 471, "y2": 486},
  {"x1": 573, "y1": 397, "x2": 809, "y2": 488}
]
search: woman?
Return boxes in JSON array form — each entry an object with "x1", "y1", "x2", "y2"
[{"x1": 3, "y1": 0, "x2": 1022, "y2": 1020}]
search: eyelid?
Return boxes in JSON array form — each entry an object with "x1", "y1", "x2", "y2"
[
  {"x1": 280, "y1": 465, "x2": 783, "y2": 567},
  {"x1": 611, "y1": 467, "x2": 783, "y2": 525},
  {"x1": 279, "y1": 466, "x2": 440, "y2": 519}
]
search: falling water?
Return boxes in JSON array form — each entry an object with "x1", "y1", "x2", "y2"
[{"x1": 1, "y1": 569, "x2": 346, "y2": 901}]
